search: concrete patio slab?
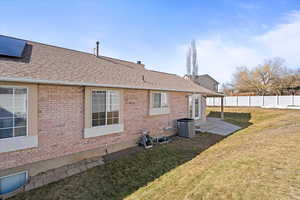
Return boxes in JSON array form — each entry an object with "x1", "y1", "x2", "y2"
[{"x1": 195, "y1": 117, "x2": 241, "y2": 136}]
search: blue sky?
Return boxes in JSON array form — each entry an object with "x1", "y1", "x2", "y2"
[{"x1": 1, "y1": 0, "x2": 300, "y2": 84}]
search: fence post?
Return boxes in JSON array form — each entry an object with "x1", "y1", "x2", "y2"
[
  {"x1": 277, "y1": 95, "x2": 279, "y2": 105},
  {"x1": 262, "y1": 96, "x2": 264, "y2": 106},
  {"x1": 236, "y1": 96, "x2": 239, "y2": 107},
  {"x1": 221, "y1": 97, "x2": 224, "y2": 119},
  {"x1": 249, "y1": 96, "x2": 251, "y2": 107},
  {"x1": 292, "y1": 95, "x2": 295, "y2": 105}
]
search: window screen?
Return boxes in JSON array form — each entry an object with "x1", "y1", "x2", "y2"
[
  {"x1": 0, "y1": 87, "x2": 27, "y2": 139},
  {"x1": 92, "y1": 90, "x2": 120, "y2": 127},
  {"x1": 152, "y1": 92, "x2": 168, "y2": 108}
]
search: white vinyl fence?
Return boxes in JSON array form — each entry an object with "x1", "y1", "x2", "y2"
[{"x1": 207, "y1": 95, "x2": 300, "y2": 107}]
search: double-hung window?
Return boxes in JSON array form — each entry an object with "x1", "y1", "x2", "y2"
[
  {"x1": 0, "y1": 87, "x2": 27, "y2": 140},
  {"x1": 84, "y1": 89, "x2": 123, "y2": 138},
  {"x1": 152, "y1": 92, "x2": 168, "y2": 108},
  {"x1": 149, "y1": 91, "x2": 170, "y2": 115},
  {"x1": 92, "y1": 90, "x2": 120, "y2": 127}
]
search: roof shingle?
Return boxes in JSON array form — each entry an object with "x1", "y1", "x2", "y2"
[{"x1": 0, "y1": 36, "x2": 221, "y2": 96}]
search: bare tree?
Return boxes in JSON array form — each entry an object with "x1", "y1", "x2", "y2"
[
  {"x1": 221, "y1": 83, "x2": 235, "y2": 95},
  {"x1": 231, "y1": 58, "x2": 298, "y2": 95},
  {"x1": 232, "y1": 66, "x2": 259, "y2": 94},
  {"x1": 186, "y1": 47, "x2": 191, "y2": 76},
  {"x1": 186, "y1": 39, "x2": 199, "y2": 77},
  {"x1": 191, "y1": 39, "x2": 198, "y2": 76}
]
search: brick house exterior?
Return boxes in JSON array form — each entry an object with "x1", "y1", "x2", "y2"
[
  {"x1": 0, "y1": 86, "x2": 190, "y2": 171},
  {"x1": 0, "y1": 35, "x2": 220, "y2": 197}
]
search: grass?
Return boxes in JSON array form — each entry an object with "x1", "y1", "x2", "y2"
[
  {"x1": 11, "y1": 107, "x2": 300, "y2": 200},
  {"x1": 10, "y1": 132, "x2": 223, "y2": 200},
  {"x1": 206, "y1": 108, "x2": 253, "y2": 128},
  {"x1": 126, "y1": 107, "x2": 300, "y2": 200}
]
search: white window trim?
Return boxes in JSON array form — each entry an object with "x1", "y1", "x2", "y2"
[
  {"x1": 0, "y1": 171, "x2": 28, "y2": 195},
  {"x1": 0, "y1": 171, "x2": 28, "y2": 181},
  {"x1": 84, "y1": 124, "x2": 124, "y2": 138},
  {"x1": 84, "y1": 89, "x2": 123, "y2": 138},
  {"x1": 149, "y1": 91, "x2": 170, "y2": 116},
  {"x1": 0, "y1": 135, "x2": 38, "y2": 153},
  {"x1": 0, "y1": 85, "x2": 29, "y2": 139},
  {"x1": 188, "y1": 94, "x2": 202, "y2": 120}
]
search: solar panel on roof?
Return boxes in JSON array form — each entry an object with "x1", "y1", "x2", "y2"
[{"x1": 0, "y1": 35, "x2": 26, "y2": 58}]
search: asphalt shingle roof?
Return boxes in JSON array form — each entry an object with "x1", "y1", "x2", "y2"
[{"x1": 0, "y1": 36, "x2": 221, "y2": 96}]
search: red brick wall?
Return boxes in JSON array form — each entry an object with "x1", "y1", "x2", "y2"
[{"x1": 0, "y1": 85, "x2": 189, "y2": 170}]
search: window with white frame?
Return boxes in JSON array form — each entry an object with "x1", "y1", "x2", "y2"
[
  {"x1": 188, "y1": 96, "x2": 193, "y2": 118},
  {"x1": 0, "y1": 87, "x2": 27, "y2": 140},
  {"x1": 0, "y1": 171, "x2": 27, "y2": 195},
  {"x1": 92, "y1": 90, "x2": 120, "y2": 127},
  {"x1": 188, "y1": 95, "x2": 202, "y2": 120},
  {"x1": 152, "y1": 92, "x2": 168, "y2": 108}
]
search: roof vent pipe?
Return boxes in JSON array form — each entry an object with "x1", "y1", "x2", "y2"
[
  {"x1": 96, "y1": 41, "x2": 100, "y2": 57},
  {"x1": 137, "y1": 61, "x2": 142, "y2": 64}
]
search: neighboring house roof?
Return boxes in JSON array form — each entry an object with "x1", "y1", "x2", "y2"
[
  {"x1": 193, "y1": 74, "x2": 219, "y2": 84},
  {"x1": 0, "y1": 35, "x2": 222, "y2": 96}
]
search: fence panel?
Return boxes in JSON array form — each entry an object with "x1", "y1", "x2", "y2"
[
  {"x1": 237, "y1": 96, "x2": 249, "y2": 106},
  {"x1": 225, "y1": 96, "x2": 237, "y2": 106},
  {"x1": 206, "y1": 97, "x2": 214, "y2": 106},
  {"x1": 207, "y1": 96, "x2": 300, "y2": 107},
  {"x1": 263, "y1": 96, "x2": 277, "y2": 106},
  {"x1": 214, "y1": 97, "x2": 221, "y2": 106},
  {"x1": 278, "y1": 96, "x2": 293, "y2": 106},
  {"x1": 295, "y1": 96, "x2": 300, "y2": 106},
  {"x1": 250, "y1": 96, "x2": 263, "y2": 107}
]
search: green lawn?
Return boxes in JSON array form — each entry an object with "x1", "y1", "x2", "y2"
[{"x1": 11, "y1": 107, "x2": 300, "y2": 200}]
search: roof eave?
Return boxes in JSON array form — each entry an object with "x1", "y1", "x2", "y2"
[
  {"x1": 206, "y1": 92, "x2": 225, "y2": 97},
  {"x1": 0, "y1": 77, "x2": 212, "y2": 94}
]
